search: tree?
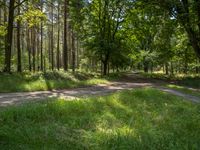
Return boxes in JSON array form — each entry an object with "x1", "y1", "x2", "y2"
[
  {"x1": 83, "y1": 0, "x2": 130, "y2": 75},
  {"x1": 4, "y1": 0, "x2": 15, "y2": 72},
  {"x1": 17, "y1": 0, "x2": 22, "y2": 72},
  {"x1": 149, "y1": 0, "x2": 200, "y2": 59},
  {"x1": 63, "y1": 0, "x2": 68, "y2": 71}
]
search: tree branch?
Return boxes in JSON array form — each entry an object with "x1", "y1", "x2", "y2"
[{"x1": 14, "y1": 0, "x2": 28, "y2": 9}]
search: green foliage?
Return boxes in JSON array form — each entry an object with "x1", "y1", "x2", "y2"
[
  {"x1": 0, "y1": 0, "x2": 199, "y2": 74},
  {"x1": 0, "y1": 26, "x2": 6, "y2": 37},
  {"x1": 0, "y1": 88, "x2": 200, "y2": 149},
  {"x1": 20, "y1": 6, "x2": 46, "y2": 28},
  {"x1": 82, "y1": 0, "x2": 132, "y2": 71}
]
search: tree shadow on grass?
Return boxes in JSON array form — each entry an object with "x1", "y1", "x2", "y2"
[{"x1": 0, "y1": 88, "x2": 200, "y2": 149}]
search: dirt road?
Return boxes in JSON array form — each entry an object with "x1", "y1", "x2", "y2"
[{"x1": 0, "y1": 73, "x2": 199, "y2": 107}]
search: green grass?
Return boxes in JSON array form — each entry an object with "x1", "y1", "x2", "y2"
[
  {"x1": 142, "y1": 73, "x2": 200, "y2": 88},
  {"x1": 0, "y1": 88, "x2": 200, "y2": 149},
  {"x1": 166, "y1": 84, "x2": 200, "y2": 99},
  {"x1": 0, "y1": 71, "x2": 114, "y2": 93}
]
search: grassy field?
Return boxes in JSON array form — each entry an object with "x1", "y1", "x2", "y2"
[
  {"x1": 0, "y1": 71, "x2": 120, "y2": 93},
  {"x1": 0, "y1": 88, "x2": 199, "y2": 149}
]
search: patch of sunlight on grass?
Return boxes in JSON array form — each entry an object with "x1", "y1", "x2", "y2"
[
  {"x1": 83, "y1": 78, "x2": 109, "y2": 85},
  {"x1": 0, "y1": 71, "x2": 114, "y2": 92},
  {"x1": 167, "y1": 84, "x2": 184, "y2": 89}
]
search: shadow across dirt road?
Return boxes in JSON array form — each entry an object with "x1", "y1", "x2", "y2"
[{"x1": 0, "y1": 73, "x2": 199, "y2": 107}]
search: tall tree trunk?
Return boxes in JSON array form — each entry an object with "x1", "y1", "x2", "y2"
[
  {"x1": 27, "y1": 28, "x2": 32, "y2": 71},
  {"x1": 76, "y1": 38, "x2": 79, "y2": 69},
  {"x1": 0, "y1": 4, "x2": 2, "y2": 25},
  {"x1": 3, "y1": 0, "x2": 7, "y2": 50},
  {"x1": 37, "y1": 28, "x2": 40, "y2": 71},
  {"x1": 17, "y1": 0, "x2": 22, "y2": 72},
  {"x1": 51, "y1": 1, "x2": 54, "y2": 70},
  {"x1": 103, "y1": 61, "x2": 107, "y2": 76},
  {"x1": 32, "y1": 28, "x2": 36, "y2": 72},
  {"x1": 48, "y1": 30, "x2": 51, "y2": 70},
  {"x1": 4, "y1": 0, "x2": 15, "y2": 72},
  {"x1": 72, "y1": 31, "x2": 75, "y2": 73},
  {"x1": 143, "y1": 59, "x2": 149, "y2": 73},
  {"x1": 63, "y1": 0, "x2": 68, "y2": 71},
  {"x1": 185, "y1": 27, "x2": 200, "y2": 59},
  {"x1": 57, "y1": 4, "x2": 60, "y2": 70},
  {"x1": 165, "y1": 63, "x2": 169, "y2": 75},
  {"x1": 103, "y1": 53, "x2": 109, "y2": 75},
  {"x1": 40, "y1": 0, "x2": 43, "y2": 71}
]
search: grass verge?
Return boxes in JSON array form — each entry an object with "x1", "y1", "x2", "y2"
[
  {"x1": 165, "y1": 84, "x2": 200, "y2": 99},
  {"x1": 142, "y1": 73, "x2": 200, "y2": 88},
  {"x1": 0, "y1": 88, "x2": 200, "y2": 149},
  {"x1": 0, "y1": 71, "x2": 120, "y2": 93}
]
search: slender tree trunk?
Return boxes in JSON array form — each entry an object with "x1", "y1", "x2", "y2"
[
  {"x1": 143, "y1": 60, "x2": 149, "y2": 73},
  {"x1": 101, "y1": 61, "x2": 103, "y2": 76},
  {"x1": 63, "y1": 0, "x2": 68, "y2": 71},
  {"x1": 108, "y1": 62, "x2": 110, "y2": 75},
  {"x1": 4, "y1": 0, "x2": 15, "y2": 72},
  {"x1": 103, "y1": 61, "x2": 107, "y2": 76},
  {"x1": 27, "y1": 28, "x2": 32, "y2": 71},
  {"x1": 51, "y1": 1, "x2": 54, "y2": 70},
  {"x1": 37, "y1": 28, "x2": 40, "y2": 71},
  {"x1": 103, "y1": 54, "x2": 109, "y2": 75},
  {"x1": 165, "y1": 63, "x2": 169, "y2": 75},
  {"x1": 40, "y1": 0, "x2": 43, "y2": 71},
  {"x1": 0, "y1": 6, "x2": 1, "y2": 25},
  {"x1": 68, "y1": 27, "x2": 72, "y2": 68},
  {"x1": 76, "y1": 38, "x2": 79, "y2": 69},
  {"x1": 17, "y1": 0, "x2": 22, "y2": 72},
  {"x1": 32, "y1": 28, "x2": 36, "y2": 72},
  {"x1": 57, "y1": 4, "x2": 60, "y2": 70},
  {"x1": 72, "y1": 31, "x2": 75, "y2": 72},
  {"x1": 48, "y1": 30, "x2": 51, "y2": 70}
]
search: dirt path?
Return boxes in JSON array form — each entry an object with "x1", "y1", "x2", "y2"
[{"x1": 0, "y1": 73, "x2": 199, "y2": 107}]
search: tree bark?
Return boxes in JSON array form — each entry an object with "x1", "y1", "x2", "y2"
[
  {"x1": 4, "y1": 0, "x2": 15, "y2": 72},
  {"x1": 51, "y1": 1, "x2": 54, "y2": 71},
  {"x1": 57, "y1": 4, "x2": 60, "y2": 70},
  {"x1": 72, "y1": 31, "x2": 75, "y2": 72},
  {"x1": 40, "y1": 0, "x2": 43, "y2": 71},
  {"x1": 165, "y1": 63, "x2": 169, "y2": 75},
  {"x1": 63, "y1": 0, "x2": 68, "y2": 71},
  {"x1": 32, "y1": 28, "x2": 36, "y2": 72},
  {"x1": 27, "y1": 28, "x2": 32, "y2": 71},
  {"x1": 103, "y1": 61, "x2": 107, "y2": 76},
  {"x1": 17, "y1": 0, "x2": 22, "y2": 72}
]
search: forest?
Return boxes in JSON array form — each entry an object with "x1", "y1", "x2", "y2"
[
  {"x1": 0, "y1": 0, "x2": 200, "y2": 149},
  {"x1": 0, "y1": 0, "x2": 199, "y2": 75}
]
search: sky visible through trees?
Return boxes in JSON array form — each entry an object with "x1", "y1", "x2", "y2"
[{"x1": 0, "y1": 0, "x2": 200, "y2": 75}]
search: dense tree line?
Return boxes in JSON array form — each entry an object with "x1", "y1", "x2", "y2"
[{"x1": 0, "y1": 0, "x2": 199, "y2": 75}]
